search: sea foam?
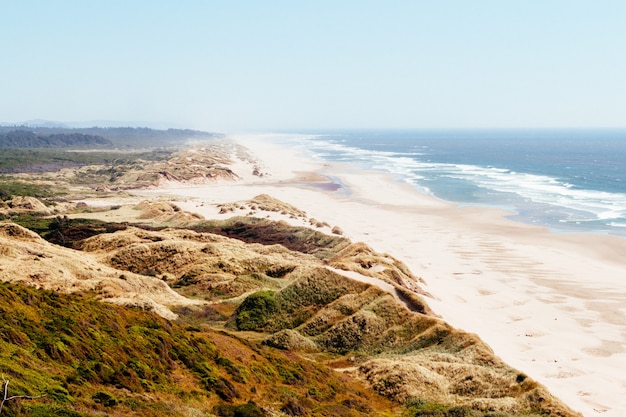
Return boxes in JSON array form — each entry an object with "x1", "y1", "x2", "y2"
[{"x1": 279, "y1": 130, "x2": 626, "y2": 236}]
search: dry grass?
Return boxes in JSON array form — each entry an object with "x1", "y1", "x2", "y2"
[
  {"x1": 328, "y1": 242, "x2": 429, "y2": 296},
  {"x1": 0, "y1": 195, "x2": 51, "y2": 214},
  {"x1": 109, "y1": 143, "x2": 245, "y2": 188},
  {"x1": 134, "y1": 200, "x2": 204, "y2": 225},
  {"x1": 80, "y1": 225, "x2": 322, "y2": 303},
  {"x1": 218, "y1": 194, "x2": 308, "y2": 220},
  {"x1": 195, "y1": 215, "x2": 351, "y2": 260},
  {"x1": 228, "y1": 261, "x2": 580, "y2": 416},
  {"x1": 263, "y1": 329, "x2": 320, "y2": 352},
  {"x1": 0, "y1": 222, "x2": 201, "y2": 320},
  {"x1": 357, "y1": 354, "x2": 576, "y2": 416}
]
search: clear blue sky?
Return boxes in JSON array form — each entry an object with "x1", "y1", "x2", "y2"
[{"x1": 2, "y1": 1, "x2": 625, "y2": 131}]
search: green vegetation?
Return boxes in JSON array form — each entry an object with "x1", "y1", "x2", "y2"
[
  {"x1": 0, "y1": 282, "x2": 397, "y2": 416},
  {"x1": 8, "y1": 214, "x2": 129, "y2": 248},
  {"x1": 0, "y1": 179, "x2": 58, "y2": 199},
  {"x1": 0, "y1": 126, "x2": 221, "y2": 148},
  {"x1": 66, "y1": 126, "x2": 219, "y2": 148},
  {"x1": 0, "y1": 130, "x2": 111, "y2": 148},
  {"x1": 0, "y1": 148, "x2": 172, "y2": 174},
  {"x1": 230, "y1": 270, "x2": 573, "y2": 415},
  {"x1": 0, "y1": 282, "x2": 215, "y2": 415},
  {"x1": 233, "y1": 268, "x2": 371, "y2": 334}
]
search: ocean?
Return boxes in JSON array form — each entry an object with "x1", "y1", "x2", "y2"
[{"x1": 275, "y1": 129, "x2": 626, "y2": 237}]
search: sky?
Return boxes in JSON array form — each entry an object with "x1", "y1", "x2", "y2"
[{"x1": 1, "y1": 1, "x2": 626, "y2": 131}]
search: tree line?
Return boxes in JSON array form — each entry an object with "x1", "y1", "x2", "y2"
[
  {"x1": 0, "y1": 126, "x2": 221, "y2": 148},
  {"x1": 0, "y1": 130, "x2": 112, "y2": 148}
]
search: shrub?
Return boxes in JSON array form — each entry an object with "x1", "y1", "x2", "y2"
[
  {"x1": 235, "y1": 291, "x2": 278, "y2": 331},
  {"x1": 91, "y1": 391, "x2": 117, "y2": 407}
]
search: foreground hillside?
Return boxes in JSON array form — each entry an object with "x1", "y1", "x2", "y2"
[{"x1": 0, "y1": 281, "x2": 397, "y2": 417}]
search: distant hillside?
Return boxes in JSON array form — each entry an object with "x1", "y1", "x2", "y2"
[
  {"x1": 0, "y1": 130, "x2": 112, "y2": 148},
  {"x1": 0, "y1": 126, "x2": 221, "y2": 148},
  {"x1": 0, "y1": 127, "x2": 223, "y2": 175},
  {"x1": 74, "y1": 127, "x2": 222, "y2": 147}
]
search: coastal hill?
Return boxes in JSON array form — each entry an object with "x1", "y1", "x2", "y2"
[
  {"x1": 0, "y1": 131, "x2": 581, "y2": 416},
  {"x1": 0, "y1": 126, "x2": 220, "y2": 148},
  {"x1": 0, "y1": 130, "x2": 112, "y2": 148}
]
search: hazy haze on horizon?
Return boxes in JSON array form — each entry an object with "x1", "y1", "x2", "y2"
[{"x1": 2, "y1": 1, "x2": 625, "y2": 131}]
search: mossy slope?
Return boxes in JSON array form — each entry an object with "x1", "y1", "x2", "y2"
[{"x1": 0, "y1": 282, "x2": 397, "y2": 416}]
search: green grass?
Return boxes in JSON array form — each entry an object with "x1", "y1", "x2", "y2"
[
  {"x1": 0, "y1": 148, "x2": 173, "y2": 174},
  {"x1": 0, "y1": 282, "x2": 398, "y2": 416},
  {"x1": 235, "y1": 290, "x2": 279, "y2": 331},
  {"x1": 0, "y1": 179, "x2": 60, "y2": 200},
  {"x1": 232, "y1": 267, "x2": 371, "y2": 333}
]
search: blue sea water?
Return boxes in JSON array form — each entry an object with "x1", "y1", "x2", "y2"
[{"x1": 278, "y1": 129, "x2": 626, "y2": 237}]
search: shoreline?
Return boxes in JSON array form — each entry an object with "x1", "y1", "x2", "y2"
[{"x1": 133, "y1": 135, "x2": 626, "y2": 417}]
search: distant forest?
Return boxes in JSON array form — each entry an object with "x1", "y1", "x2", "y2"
[
  {"x1": 0, "y1": 126, "x2": 221, "y2": 148},
  {"x1": 0, "y1": 130, "x2": 112, "y2": 148}
]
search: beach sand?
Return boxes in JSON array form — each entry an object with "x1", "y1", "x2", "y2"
[{"x1": 135, "y1": 135, "x2": 626, "y2": 417}]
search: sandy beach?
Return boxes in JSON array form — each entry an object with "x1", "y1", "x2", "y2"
[{"x1": 134, "y1": 135, "x2": 626, "y2": 417}]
